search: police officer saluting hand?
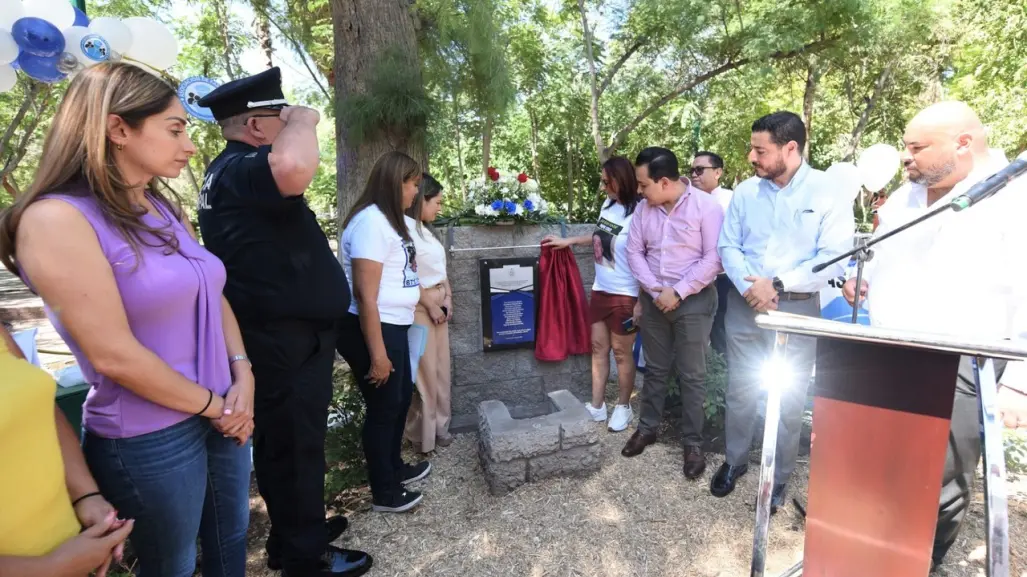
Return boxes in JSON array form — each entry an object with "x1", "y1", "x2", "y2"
[{"x1": 196, "y1": 68, "x2": 372, "y2": 577}]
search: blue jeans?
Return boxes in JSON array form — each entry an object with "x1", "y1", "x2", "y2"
[{"x1": 83, "y1": 416, "x2": 251, "y2": 577}]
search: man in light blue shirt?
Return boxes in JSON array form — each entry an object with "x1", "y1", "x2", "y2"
[{"x1": 710, "y1": 111, "x2": 854, "y2": 510}]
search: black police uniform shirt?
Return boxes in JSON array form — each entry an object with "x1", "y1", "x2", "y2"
[{"x1": 197, "y1": 140, "x2": 350, "y2": 323}]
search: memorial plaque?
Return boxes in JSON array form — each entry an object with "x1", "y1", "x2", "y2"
[{"x1": 479, "y1": 257, "x2": 539, "y2": 352}]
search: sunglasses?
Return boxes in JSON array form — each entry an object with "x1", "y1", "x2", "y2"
[{"x1": 690, "y1": 166, "x2": 715, "y2": 176}]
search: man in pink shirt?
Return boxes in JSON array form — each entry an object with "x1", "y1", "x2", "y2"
[{"x1": 622, "y1": 147, "x2": 724, "y2": 480}]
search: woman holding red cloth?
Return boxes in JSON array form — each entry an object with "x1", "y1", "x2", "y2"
[{"x1": 543, "y1": 156, "x2": 641, "y2": 432}]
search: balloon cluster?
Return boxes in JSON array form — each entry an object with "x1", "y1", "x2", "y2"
[
  {"x1": 0, "y1": 0, "x2": 178, "y2": 92},
  {"x1": 827, "y1": 143, "x2": 902, "y2": 203}
]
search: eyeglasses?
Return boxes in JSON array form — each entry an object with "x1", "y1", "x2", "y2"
[{"x1": 690, "y1": 166, "x2": 715, "y2": 176}]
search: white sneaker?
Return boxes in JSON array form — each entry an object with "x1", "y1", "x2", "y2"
[
  {"x1": 608, "y1": 404, "x2": 633, "y2": 432},
  {"x1": 585, "y1": 402, "x2": 607, "y2": 422}
]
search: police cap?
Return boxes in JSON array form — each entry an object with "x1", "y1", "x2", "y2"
[{"x1": 197, "y1": 67, "x2": 291, "y2": 122}]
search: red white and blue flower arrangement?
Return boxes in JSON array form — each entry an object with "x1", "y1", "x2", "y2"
[{"x1": 455, "y1": 166, "x2": 553, "y2": 225}]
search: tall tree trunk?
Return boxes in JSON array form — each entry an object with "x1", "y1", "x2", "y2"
[
  {"x1": 577, "y1": 0, "x2": 607, "y2": 163},
  {"x1": 331, "y1": 0, "x2": 426, "y2": 247},
  {"x1": 214, "y1": 0, "x2": 236, "y2": 78},
  {"x1": 253, "y1": 3, "x2": 273, "y2": 69},
  {"x1": 481, "y1": 115, "x2": 493, "y2": 176},
  {"x1": 0, "y1": 82, "x2": 45, "y2": 165},
  {"x1": 453, "y1": 90, "x2": 466, "y2": 201},
  {"x1": 802, "y1": 59, "x2": 820, "y2": 160},
  {"x1": 528, "y1": 106, "x2": 541, "y2": 181},
  {"x1": 566, "y1": 125, "x2": 574, "y2": 216},
  {"x1": 843, "y1": 65, "x2": 893, "y2": 162}
]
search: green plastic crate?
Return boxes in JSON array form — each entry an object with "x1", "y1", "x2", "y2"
[{"x1": 56, "y1": 384, "x2": 89, "y2": 436}]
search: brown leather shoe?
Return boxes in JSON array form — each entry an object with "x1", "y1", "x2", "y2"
[
  {"x1": 683, "y1": 445, "x2": 706, "y2": 480},
  {"x1": 621, "y1": 430, "x2": 657, "y2": 457}
]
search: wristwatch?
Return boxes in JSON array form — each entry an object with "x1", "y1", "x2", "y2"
[{"x1": 772, "y1": 277, "x2": 784, "y2": 292}]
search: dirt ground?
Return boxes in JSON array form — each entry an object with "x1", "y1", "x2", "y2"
[{"x1": 238, "y1": 428, "x2": 1026, "y2": 577}]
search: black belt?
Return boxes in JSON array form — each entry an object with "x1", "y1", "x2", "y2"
[{"x1": 778, "y1": 291, "x2": 815, "y2": 301}]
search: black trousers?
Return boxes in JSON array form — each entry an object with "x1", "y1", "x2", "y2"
[
  {"x1": 336, "y1": 314, "x2": 413, "y2": 501},
  {"x1": 933, "y1": 356, "x2": 1006, "y2": 564},
  {"x1": 244, "y1": 319, "x2": 338, "y2": 573},
  {"x1": 709, "y1": 275, "x2": 731, "y2": 358}
]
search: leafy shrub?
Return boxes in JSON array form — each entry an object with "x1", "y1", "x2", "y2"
[
  {"x1": 665, "y1": 348, "x2": 728, "y2": 432},
  {"x1": 323, "y1": 364, "x2": 368, "y2": 505}
]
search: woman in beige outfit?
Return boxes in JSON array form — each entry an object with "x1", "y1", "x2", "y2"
[{"x1": 403, "y1": 174, "x2": 454, "y2": 453}]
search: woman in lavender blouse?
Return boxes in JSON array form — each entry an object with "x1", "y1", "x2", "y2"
[{"x1": 0, "y1": 63, "x2": 253, "y2": 577}]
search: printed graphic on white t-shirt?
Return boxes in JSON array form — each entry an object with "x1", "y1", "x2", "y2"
[
  {"x1": 591, "y1": 202, "x2": 639, "y2": 297},
  {"x1": 593, "y1": 217, "x2": 623, "y2": 270},
  {"x1": 402, "y1": 239, "x2": 418, "y2": 288}
]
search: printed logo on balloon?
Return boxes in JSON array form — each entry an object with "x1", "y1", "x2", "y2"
[{"x1": 178, "y1": 76, "x2": 220, "y2": 123}]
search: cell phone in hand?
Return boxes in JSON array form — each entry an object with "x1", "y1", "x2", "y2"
[{"x1": 622, "y1": 317, "x2": 638, "y2": 333}]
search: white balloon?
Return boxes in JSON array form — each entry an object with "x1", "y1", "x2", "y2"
[
  {"x1": 857, "y1": 143, "x2": 901, "y2": 192},
  {"x1": 62, "y1": 26, "x2": 107, "y2": 67},
  {"x1": 0, "y1": 64, "x2": 16, "y2": 93},
  {"x1": 0, "y1": 0, "x2": 25, "y2": 32},
  {"x1": 22, "y1": 0, "x2": 76, "y2": 31},
  {"x1": 826, "y1": 162, "x2": 863, "y2": 203},
  {"x1": 122, "y1": 17, "x2": 178, "y2": 70},
  {"x1": 88, "y1": 17, "x2": 133, "y2": 55},
  {"x1": 0, "y1": 28, "x2": 17, "y2": 65}
]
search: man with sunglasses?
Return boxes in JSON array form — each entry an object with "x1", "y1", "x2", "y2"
[
  {"x1": 688, "y1": 152, "x2": 733, "y2": 357},
  {"x1": 197, "y1": 68, "x2": 372, "y2": 577}
]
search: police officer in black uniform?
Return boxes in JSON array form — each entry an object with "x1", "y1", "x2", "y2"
[{"x1": 196, "y1": 68, "x2": 372, "y2": 577}]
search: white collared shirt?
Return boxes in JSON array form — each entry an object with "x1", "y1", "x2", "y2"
[
  {"x1": 718, "y1": 165, "x2": 855, "y2": 294},
  {"x1": 863, "y1": 157, "x2": 1027, "y2": 391},
  {"x1": 709, "y1": 186, "x2": 734, "y2": 213}
]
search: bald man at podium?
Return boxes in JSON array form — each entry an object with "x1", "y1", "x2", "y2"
[{"x1": 844, "y1": 101, "x2": 1027, "y2": 570}]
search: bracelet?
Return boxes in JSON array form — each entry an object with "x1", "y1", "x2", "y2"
[
  {"x1": 71, "y1": 491, "x2": 102, "y2": 507},
  {"x1": 229, "y1": 355, "x2": 250, "y2": 366},
  {"x1": 196, "y1": 389, "x2": 214, "y2": 416}
]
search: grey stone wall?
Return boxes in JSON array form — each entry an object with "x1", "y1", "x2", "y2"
[{"x1": 445, "y1": 223, "x2": 597, "y2": 431}]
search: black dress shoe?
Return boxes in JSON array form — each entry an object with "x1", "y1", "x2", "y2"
[
  {"x1": 770, "y1": 483, "x2": 787, "y2": 515},
  {"x1": 621, "y1": 429, "x2": 657, "y2": 457},
  {"x1": 268, "y1": 516, "x2": 350, "y2": 570},
  {"x1": 710, "y1": 462, "x2": 748, "y2": 497},
  {"x1": 282, "y1": 546, "x2": 373, "y2": 577},
  {"x1": 682, "y1": 445, "x2": 706, "y2": 480}
]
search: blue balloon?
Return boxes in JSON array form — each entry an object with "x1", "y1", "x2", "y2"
[
  {"x1": 17, "y1": 52, "x2": 67, "y2": 84},
  {"x1": 73, "y1": 8, "x2": 90, "y2": 27},
  {"x1": 11, "y1": 17, "x2": 66, "y2": 58}
]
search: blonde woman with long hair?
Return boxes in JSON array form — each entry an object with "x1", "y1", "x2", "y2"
[{"x1": 0, "y1": 63, "x2": 254, "y2": 577}]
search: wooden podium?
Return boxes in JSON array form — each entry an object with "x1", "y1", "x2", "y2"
[{"x1": 749, "y1": 312, "x2": 1027, "y2": 577}]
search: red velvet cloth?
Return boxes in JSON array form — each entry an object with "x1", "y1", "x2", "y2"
[{"x1": 535, "y1": 245, "x2": 590, "y2": 361}]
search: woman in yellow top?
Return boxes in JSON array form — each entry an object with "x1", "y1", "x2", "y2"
[{"x1": 0, "y1": 324, "x2": 133, "y2": 576}]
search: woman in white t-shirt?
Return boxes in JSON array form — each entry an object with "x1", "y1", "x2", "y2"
[
  {"x1": 402, "y1": 173, "x2": 454, "y2": 454},
  {"x1": 542, "y1": 156, "x2": 641, "y2": 433},
  {"x1": 339, "y1": 151, "x2": 428, "y2": 514}
]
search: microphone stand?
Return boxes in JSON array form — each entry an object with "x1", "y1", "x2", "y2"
[{"x1": 811, "y1": 199, "x2": 955, "y2": 323}]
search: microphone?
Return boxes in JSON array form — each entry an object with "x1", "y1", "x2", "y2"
[{"x1": 950, "y1": 150, "x2": 1027, "y2": 211}]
